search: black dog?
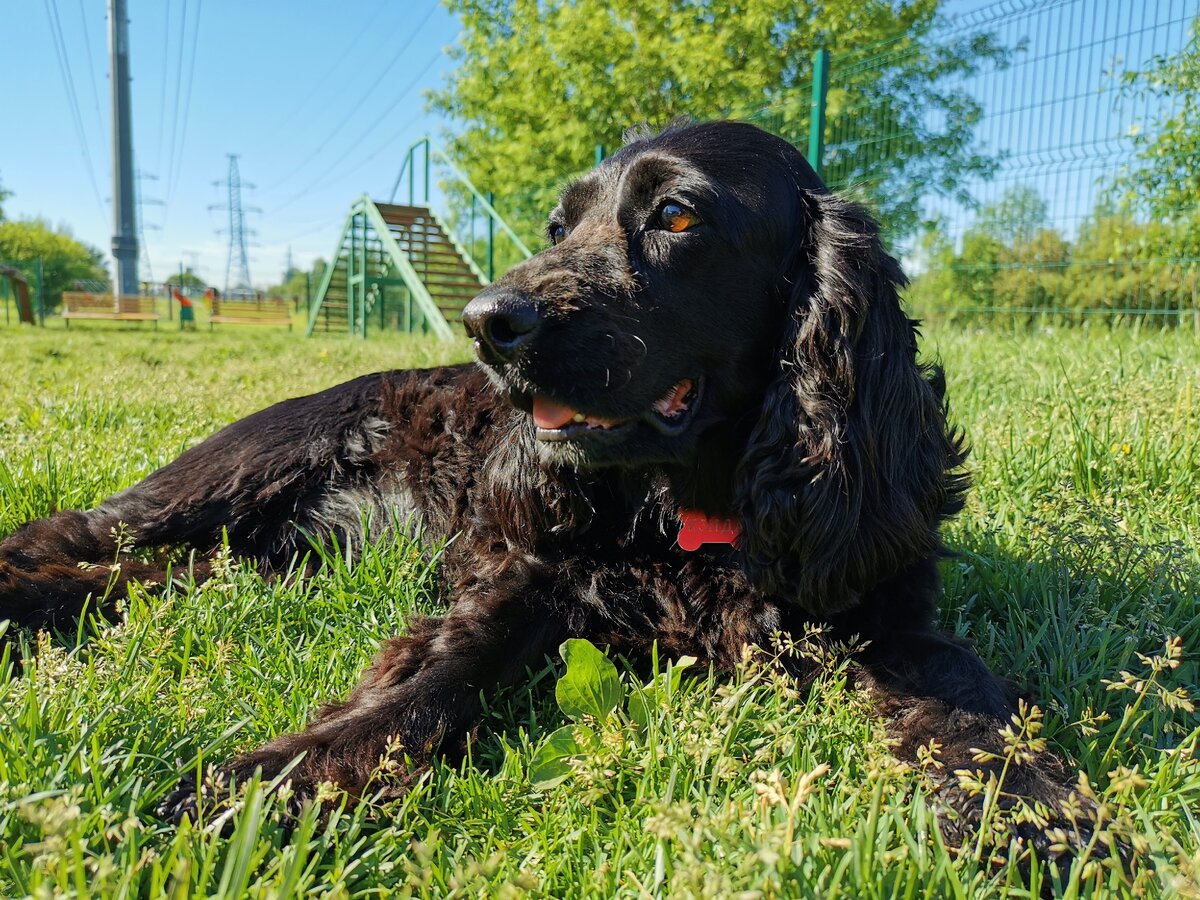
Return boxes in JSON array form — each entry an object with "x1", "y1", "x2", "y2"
[{"x1": 1, "y1": 121, "x2": 1078, "y2": 849}]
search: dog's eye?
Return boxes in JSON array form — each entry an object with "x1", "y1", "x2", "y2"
[
  {"x1": 657, "y1": 202, "x2": 700, "y2": 233},
  {"x1": 549, "y1": 223, "x2": 567, "y2": 245}
]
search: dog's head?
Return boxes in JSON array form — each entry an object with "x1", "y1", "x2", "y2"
[
  {"x1": 465, "y1": 121, "x2": 801, "y2": 471},
  {"x1": 464, "y1": 120, "x2": 965, "y2": 613}
]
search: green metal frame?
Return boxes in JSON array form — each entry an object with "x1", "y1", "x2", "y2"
[
  {"x1": 306, "y1": 197, "x2": 455, "y2": 339},
  {"x1": 391, "y1": 138, "x2": 533, "y2": 263},
  {"x1": 307, "y1": 139, "x2": 534, "y2": 339}
]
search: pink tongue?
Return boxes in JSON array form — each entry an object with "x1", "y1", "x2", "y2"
[{"x1": 532, "y1": 396, "x2": 579, "y2": 430}]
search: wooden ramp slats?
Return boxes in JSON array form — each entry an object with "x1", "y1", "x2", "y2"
[{"x1": 308, "y1": 200, "x2": 486, "y2": 336}]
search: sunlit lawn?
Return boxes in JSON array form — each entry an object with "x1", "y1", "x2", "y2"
[{"x1": 0, "y1": 319, "x2": 1197, "y2": 897}]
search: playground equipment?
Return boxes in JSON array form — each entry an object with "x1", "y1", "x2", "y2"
[
  {"x1": 306, "y1": 139, "x2": 532, "y2": 339},
  {"x1": 0, "y1": 265, "x2": 36, "y2": 325}
]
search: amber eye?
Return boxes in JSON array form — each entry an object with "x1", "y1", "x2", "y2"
[
  {"x1": 549, "y1": 223, "x2": 566, "y2": 245},
  {"x1": 658, "y1": 201, "x2": 699, "y2": 233}
]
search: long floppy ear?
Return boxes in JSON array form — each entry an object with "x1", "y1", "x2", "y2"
[{"x1": 734, "y1": 190, "x2": 968, "y2": 616}]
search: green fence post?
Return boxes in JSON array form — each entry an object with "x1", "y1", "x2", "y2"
[
  {"x1": 408, "y1": 146, "x2": 415, "y2": 205},
  {"x1": 1192, "y1": 267, "x2": 1199, "y2": 338},
  {"x1": 423, "y1": 139, "x2": 430, "y2": 205},
  {"x1": 807, "y1": 49, "x2": 830, "y2": 178},
  {"x1": 360, "y1": 214, "x2": 369, "y2": 338},
  {"x1": 348, "y1": 212, "x2": 357, "y2": 336},
  {"x1": 34, "y1": 257, "x2": 45, "y2": 325},
  {"x1": 595, "y1": 144, "x2": 605, "y2": 165},
  {"x1": 486, "y1": 191, "x2": 495, "y2": 282}
]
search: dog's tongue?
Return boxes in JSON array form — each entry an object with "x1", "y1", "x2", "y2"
[{"x1": 532, "y1": 396, "x2": 579, "y2": 430}]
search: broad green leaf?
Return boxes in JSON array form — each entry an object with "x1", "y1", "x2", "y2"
[
  {"x1": 528, "y1": 724, "x2": 588, "y2": 791},
  {"x1": 556, "y1": 638, "x2": 623, "y2": 722}
]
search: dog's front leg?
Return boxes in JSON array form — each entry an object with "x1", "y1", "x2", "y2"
[
  {"x1": 158, "y1": 585, "x2": 571, "y2": 823},
  {"x1": 860, "y1": 634, "x2": 1109, "y2": 870}
]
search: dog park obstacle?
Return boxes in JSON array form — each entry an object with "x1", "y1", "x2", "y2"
[{"x1": 306, "y1": 139, "x2": 532, "y2": 339}]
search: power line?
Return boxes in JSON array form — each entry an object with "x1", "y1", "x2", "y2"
[
  {"x1": 268, "y1": 115, "x2": 425, "y2": 249},
  {"x1": 76, "y1": 0, "x2": 106, "y2": 143},
  {"x1": 163, "y1": 0, "x2": 189, "y2": 217},
  {"x1": 260, "y1": 0, "x2": 440, "y2": 195},
  {"x1": 156, "y1": 0, "x2": 173, "y2": 173},
  {"x1": 268, "y1": 0, "x2": 392, "y2": 135},
  {"x1": 43, "y1": 0, "x2": 106, "y2": 218},
  {"x1": 165, "y1": 0, "x2": 203, "y2": 218},
  {"x1": 271, "y1": 48, "x2": 443, "y2": 215}
]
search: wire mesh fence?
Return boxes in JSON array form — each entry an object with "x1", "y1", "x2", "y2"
[{"x1": 748, "y1": 0, "x2": 1200, "y2": 327}]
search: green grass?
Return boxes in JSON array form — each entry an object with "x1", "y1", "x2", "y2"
[{"x1": 0, "y1": 320, "x2": 1197, "y2": 898}]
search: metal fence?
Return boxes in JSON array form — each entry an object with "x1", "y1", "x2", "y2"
[{"x1": 749, "y1": 0, "x2": 1200, "y2": 327}]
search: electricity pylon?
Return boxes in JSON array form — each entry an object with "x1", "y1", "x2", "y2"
[{"x1": 209, "y1": 154, "x2": 259, "y2": 296}]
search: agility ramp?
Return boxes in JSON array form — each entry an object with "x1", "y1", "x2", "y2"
[{"x1": 307, "y1": 141, "x2": 532, "y2": 338}]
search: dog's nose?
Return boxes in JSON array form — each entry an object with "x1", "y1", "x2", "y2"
[{"x1": 462, "y1": 289, "x2": 543, "y2": 362}]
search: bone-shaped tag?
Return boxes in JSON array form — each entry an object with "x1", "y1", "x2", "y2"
[{"x1": 678, "y1": 510, "x2": 742, "y2": 551}]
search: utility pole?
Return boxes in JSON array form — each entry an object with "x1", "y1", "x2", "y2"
[
  {"x1": 210, "y1": 154, "x2": 259, "y2": 297},
  {"x1": 108, "y1": 0, "x2": 139, "y2": 297},
  {"x1": 136, "y1": 169, "x2": 163, "y2": 287}
]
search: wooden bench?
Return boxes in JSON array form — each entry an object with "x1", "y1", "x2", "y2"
[
  {"x1": 209, "y1": 297, "x2": 293, "y2": 329},
  {"x1": 62, "y1": 292, "x2": 158, "y2": 326}
]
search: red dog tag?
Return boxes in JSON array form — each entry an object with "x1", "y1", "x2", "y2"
[{"x1": 678, "y1": 510, "x2": 742, "y2": 551}]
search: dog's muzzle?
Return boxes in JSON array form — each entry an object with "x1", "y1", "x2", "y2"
[{"x1": 462, "y1": 288, "x2": 544, "y2": 365}]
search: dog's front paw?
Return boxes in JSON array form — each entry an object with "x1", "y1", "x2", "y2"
[
  {"x1": 156, "y1": 725, "x2": 434, "y2": 828},
  {"x1": 926, "y1": 770, "x2": 1133, "y2": 877},
  {"x1": 156, "y1": 770, "x2": 210, "y2": 825},
  {"x1": 156, "y1": 750, "x2": 316, "y2": 827}
]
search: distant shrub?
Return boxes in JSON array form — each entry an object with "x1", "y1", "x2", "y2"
[{"x1": 905, "y1": 189, "x2": 1199, "y2": 324}]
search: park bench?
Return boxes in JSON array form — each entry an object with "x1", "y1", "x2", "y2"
[
  {"x1": 62, "y1": 292, "x2": 158, "y2": 326},
  {"x1": 209, "y1": 296, "x2": 293, "y2": 329}
]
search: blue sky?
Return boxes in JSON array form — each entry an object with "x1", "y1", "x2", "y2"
[{"x1": 2, "y1": 0, "x2": 459, "y2": 288}]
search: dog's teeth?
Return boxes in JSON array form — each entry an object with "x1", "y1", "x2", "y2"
[{"x1": 572, "y1": 413, "x2": 586, "y2": 423}]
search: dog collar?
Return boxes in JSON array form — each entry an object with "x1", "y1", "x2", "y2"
[{"x1": 678, "y1": 509, "x2": 742, "y2": 551}]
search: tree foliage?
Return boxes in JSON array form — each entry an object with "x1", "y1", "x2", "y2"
[
  {"x1": 906, "y1": 186, "x2": 1199, "y2": 320},
  {"x1": 1120, "y1": 17, "x2": 1200, "y2": 220},
  {"x1": 168, "y1": 268, "x2": 210, "y2": 292},
  {"x1": 0, "y1": 218, "x2": 108, "y2": 311},
  {"x1": 431, "y1": 0, "x2": 1009, "y2": 243},
  {"x1": 266, "y1": 258, "x2": 327, "y2": 301}
]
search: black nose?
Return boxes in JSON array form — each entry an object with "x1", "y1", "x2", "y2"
[{"x1": 462, "y1": 289, "x2": 543, "y2": 363}]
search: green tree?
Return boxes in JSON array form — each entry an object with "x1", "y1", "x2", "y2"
[
  {"x1": 266, "y1": 258, "x2": 326, "y2": 302},
  {"x1": 905, "y1": 186, "x2": 1071, "y2": 316},
  {"x1": 0, "y1": 175, "x2": 10, "y2": 221},
  {"x1": 168, "y1": 268, "x2": 210, "y2": 293},
  {"x1": 1121, "y1": 17, "x2": 1200, "y2": 220},
  {"x1": 972, "y1": 185, "x2": 1048, "y2": 246},
  {"x1": 431, "y1": 0, "x2": 1009, "y2": 243},
  {"x1": 0, "y1": 218, "x2": 107, "y2": 311}
]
